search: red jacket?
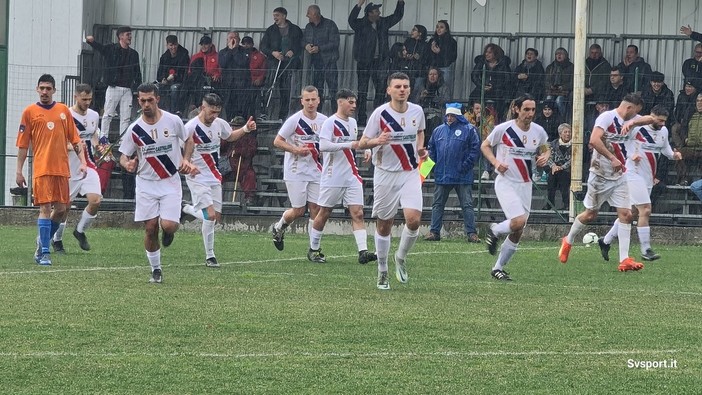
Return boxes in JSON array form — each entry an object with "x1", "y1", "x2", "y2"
[
  {"x1": 189, "y1": 47, "x2": 221, "y2": 79},
  {"x1": 249, "y1": 48, "x2": 267, "y2": 86}
]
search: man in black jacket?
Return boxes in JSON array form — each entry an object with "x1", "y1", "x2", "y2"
[
  {"x1": 86, "y1": 26, "x2": 142, "y2": 137},
  {"x1": 157, "y1": 35, "x2": 190, "y2": 116},
  {"x1": 260, "y1": 7, "x2": 304, "y2": 120},
  {"x1": 348, "y1": 0, "x2": 405, "y2": 125}
]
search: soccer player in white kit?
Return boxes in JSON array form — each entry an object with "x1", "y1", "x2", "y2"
[
  {"x1": 598, "y1": 105, "x2": 682, "y2": 262},
  {"x1": 307, "y1": 89, "x2": 377, "y2": 264},
  {"x1": 182, "y1": 93, "x2": 257, "y2": 268},
  {"x1": 50, "y1": 84, "x2": 101, "y2": 252},
  {"x1": 481, "y1": 95, "x2": 550, "y2": 281},
  {"x1": 559, "y1": 93, "x2": 656, "y2": 272},
  {"x1": 271, "y1": 86, "x2": 327, "y2": 251},
  {"x1": 118, "y1": 83, "x2": 198, "y2": 284},
  {"x1": 358, "y1": 72, "x2": 426, "y2": 290}
]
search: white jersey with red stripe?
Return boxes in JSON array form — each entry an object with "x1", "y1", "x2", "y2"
[
  {"x1": 68, "y1": 108, "x2": 100, "y2": 180},
  {"x1": 278, "y1": 110, "x2": 327, "y2": 182},
  {"x1": 486, "y1": 120, "x2": 548, "y2": 183},
  {"x1": 363, "y1": 102, "x2": 426, "y2": 172},
  {"x1": 625, "y1": 124, "x2": 675, "y2": 188},
  {"x1": 319, "y1": 114, "x2": 362, "y2": 188},
  {"x1": 185, "y1": 116, "x2": 232, "y2": 186},
  {"x1": 118, "y1": 110, "x2": 188, "y2": 181},
  {"x1": 590, "y1": 109, "x2": 638, "y2": 180}
]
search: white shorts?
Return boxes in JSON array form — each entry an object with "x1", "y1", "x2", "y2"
[
  {"x1": 285, "y1": 181, "x2": 320, "y2": 208},
  {"x1": 494, "y1": 175, "x2": 532, "y2": 220},
  {"x1": 318, "y1": 183, "x2": 364, "y2": 208},
  {"x1": 186, "y1": 178, "x2": 222, "y2": 213},
  {"x1": 135, "y1": 175, "x2": 183, "y2": 222},
  {"x1": 584, "y1": 173, "x2": 629, "y2": 210},
  {"x1": 627, "y1": 178, "x2": 652, "y2": 206},
  {"x1": 69, "y1": 167, "x2": 102, "y2": 200},
  {"x1": 372, "y1": 169, "x2": 422, "y2": 220}
]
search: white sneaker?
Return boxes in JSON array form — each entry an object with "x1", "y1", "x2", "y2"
[
  {"x1": 377, "y1": 271, "x2": 390, "y2": 290},
  {"x1": 394, "y1": 253, "x2": 408, "y2": 284},
  {"x1": 481, "y1": 171, "x2": 490, "y2": 180}
]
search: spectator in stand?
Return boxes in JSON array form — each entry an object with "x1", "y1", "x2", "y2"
[
  {"x1": 186, "y1": 35, "x2": 221, "y2": 110},
  {"x1": 513, "y1": 48, "x2": 545, "y2": 100},
  {"x1": 402, "y1": 24, "x2": 430, "y2": 90},
  {"x1": 156, "y1": 35, "x2": 190, "y2": 116},
  {"x1": 617, "y1": 44, "x2": 652, "y2": 93},
  {"x1": 585, "y1": 44, "x2": 612, "y2": 105},
  {"x1": 535, "y1": 99, "x2": 561, "y2": 142},
  {"x1": 640, "y1": 71, "x2": 675, "y2": 122},
  {"x1": 682, "y1": 43, "x2": 702, "y2": 88},
  {"x1": 544, "y1": 47, "x2": 574, "y2": 118},
  {"x1": 85, "y1": 26, "x2": 142, "y2": 139},
  {"x1": 260, "y1": 7, "x2": 304, "y2": 120},
  {"x1": 415, "y1": 67, "x2": 451, "y2": 139},
  {"x1": 465, "y1": 101, "x2": 497, "y2": 180},
  {"x1": 219, "y1": 31, "x2": 252, "y2": 120},
  {"x1": 427, "y1": 20, "x2": 458, "y2": 98},
  {"x1": 304, "y1": 4, "x2": 340, "y2": 113},
  {"x1": 241, "y1": 36, "x2": 267, "y2": 119},
  {"x1": 389, "y1": 42, "x2": 411, "y2": 75},
  {"x1": 470, "y1": 43, "x2": 512, "y2": 118},
  {"x1": 222, "y1": 116, "x2": 258, "y2": 206},
  {"x1": 602, "y1": 66, "x2": 628, "y2": 108},
  {"x1": 542, "y1": 123, "x2": 572, "y2": 210},
  {"x1": 673, "y1": 79, "x2": 700, "y2": 141},
  {"x1": 674, "y1": 93, "x2": 702, "y2": 185},
  {"x1": 424, "y1": 103, "x2": 481, "y2": 243},
  {"x1": 348, "y1": 0, "x2": 405, "y2": 125}
]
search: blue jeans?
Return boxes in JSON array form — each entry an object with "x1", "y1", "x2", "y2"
[
  {"x1": 691, "y1": 179, "x2": 702, "y2": 201},
  {"x1": 430, "y1": 184, "x2": 477, "y2": 235}
]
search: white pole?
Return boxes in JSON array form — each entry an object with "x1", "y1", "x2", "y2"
[{"x1": 570, "y1": 0, "x2": 587, "y2": 221}]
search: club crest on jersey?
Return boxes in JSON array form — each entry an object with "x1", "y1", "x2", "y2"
[
  {"x1": 19, "y1": 125, "x2": 25, "y2": 133},
  {"x1": 412, "y1": 118, "x2": 416, "y2": 127},
  {"x1": 59, "y1": 113, "x2": 66, "y2": 120},
  {"x1": 455, "y1": 130, "x2": 461, "y2": 137},
  {"x1": 47, "y1": 122, "x2": 55, "y2": 130}
]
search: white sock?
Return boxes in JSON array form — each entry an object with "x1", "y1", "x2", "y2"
[
  {"x1": 493, "y1": 238, "x2": 518, "y2": 271},
  {"x1": 309, "y1": 219, "x2": 314, "y2": 233},
  {"x1": 353, "y1": 229, "x2": 368, "y2": 252},
  {"x1": 53, "y1": 222, "x2": 66, "y2": 241},
  {"x1": 184, "y1": 204, "x2": 205, "y2": 220},
  {"x1": 637, "y1": 226, "x2": 651, "y2": 253},
  {"x1": 396, "y1": 225, "x2": 418, "y2": 260},
  {"x1": 618, "y1": 222, "x2": 632, "y2": 262},
  {"x1": 275, "y1": 216, "x2": 289, "y2": 230},
  {"x1": 374, "y1": 232, "x2": 391, "y2": 272},
  {"x1": 76, "y1": 209, "x2": 96, "y2": 233},
  {"x1": 202, "y1": 219, "x2": 216, "y2": 259},
  {"x1": 566, "y1": 218, "x2": 586, "y2": 244},
  {"x1": 309, "y1": 227, "x2": 323, "y2": 250},
  {"x1": 493, "y1": 219, "x2": 512, "y2": 237},
  {"x1": 603, "y1": 219, "x2": 619, "y2": 244},
  {"x1": 146, "y1": 249, "x2": 161, "y2": 271}
]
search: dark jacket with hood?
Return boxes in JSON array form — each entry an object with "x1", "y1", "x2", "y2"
[
  {"x1": 157, "y1": 45, "x2": 190, "y2": 84},
  {"x1": 427, "y1": 33, "x2": 457, "y2": 68},
  {"x1": 428, "y1": 114, "x2": 481, "y2": 185},
  {"x1": 641, "y1": 83, "x2": 675, "y2": 119},
  {"x1": 617, "y1": 56, "x2": 653, "y2": 92},
  {"x1": 348, "y1": 2, "x2": 404, "y2": 64},
  {"x1": 87, "y1": 40, "x2": 142, "y2": 90},
  {"x1": 260, "y1": 21, "x2": 304, "y2": 69},
  {"x1": 470, "y1": 53, "x2": 512, "y2": 100},
  {"x1": 513, "y1": 58, "x2": 545, "y2": 99},
  {"x1": 585, "y1": 56, "x2": 612, "y2": 99},
  {"x1": 545, "y1": 53, "x2": 575, "y2": 96}
]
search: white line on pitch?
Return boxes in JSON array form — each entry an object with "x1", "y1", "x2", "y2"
[{"x1": 0, "y1": 349, "x2": 683, "y2": 359}]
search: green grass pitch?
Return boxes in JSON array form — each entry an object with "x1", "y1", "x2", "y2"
[{"x1": 0, "y1": 225, "x2": 700, "y2": 394}]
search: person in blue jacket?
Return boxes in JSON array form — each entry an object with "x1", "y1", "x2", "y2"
[{"x1": 424, "y1": 103, "x2": 482, "y2": 242}]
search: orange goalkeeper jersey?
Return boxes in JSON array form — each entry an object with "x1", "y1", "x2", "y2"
[{"x1": 16, "y1": 102, "x2": 80, "y2": 178}]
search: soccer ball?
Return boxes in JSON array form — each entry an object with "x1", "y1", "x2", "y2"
[{"x1": 582, "y1": 232, "x2": 599, "y2": 246}]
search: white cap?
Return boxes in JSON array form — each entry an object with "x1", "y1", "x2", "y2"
[{"x1": 446, "y1": 107, "x2": 461, "y2": 116}]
